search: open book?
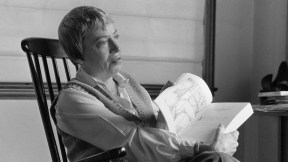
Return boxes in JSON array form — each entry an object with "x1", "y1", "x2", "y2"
[{"x1": 154, "y1": 73, "x2": 253, "y2": 143}]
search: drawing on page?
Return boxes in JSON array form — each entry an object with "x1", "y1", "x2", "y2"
[{"x1": 165, "y1": 78, "x2": 208, "y2": 132}]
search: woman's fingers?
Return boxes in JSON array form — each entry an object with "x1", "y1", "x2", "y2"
[
  {"x1": 214, "y1": 124, "x2": 225, "y2": 140},
  {"x1": 211, "y1": 124, "x2": 240, "y2": 155},
  {"x1": 231, "y1": 130, "x2": 239, "y2": 140}
]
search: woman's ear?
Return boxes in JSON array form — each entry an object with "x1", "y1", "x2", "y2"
[{"x1": 73, "y1": 58, "x2": 84, "y2": 65}]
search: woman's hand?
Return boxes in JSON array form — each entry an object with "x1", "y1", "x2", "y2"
[{"x1": 210, "y1": 124, "x2": 239, "y2": 156}]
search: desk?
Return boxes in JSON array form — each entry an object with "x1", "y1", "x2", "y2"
[{"x1": 235, "y1": 110, "x2": 288, "y2": 162}]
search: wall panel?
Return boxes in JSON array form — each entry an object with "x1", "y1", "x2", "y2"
[
  {"x1": 3, "y1": 0, "x2": 204, "y2": 19},
  {"x1": 0, "y1": 0, "x2": 204, "y2": 84},
  {"x1": 115, "y1": 15, "x2": 204, "y2": 61},
  {"x1": 122, "y1": 60, "x2": 202, "y2": 84}
]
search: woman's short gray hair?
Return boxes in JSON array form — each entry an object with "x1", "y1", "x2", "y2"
[{"x1": 58, "y1": 6, "x2": 113, "y2": 62}]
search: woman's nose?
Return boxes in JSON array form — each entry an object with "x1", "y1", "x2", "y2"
[{"x1": 108, "y1": 38, "x2": 120, "y2": 54}]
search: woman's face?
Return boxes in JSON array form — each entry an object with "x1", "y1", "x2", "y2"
[{"x1": 82, "y1": 23, "x2": 122, "y2": 80}]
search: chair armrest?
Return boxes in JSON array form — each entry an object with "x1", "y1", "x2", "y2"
[{"x1": 76, "y1": 147, "x2": 126, "y2": 162}]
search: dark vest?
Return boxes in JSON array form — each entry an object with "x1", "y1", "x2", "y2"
[{"x1": 50, "y1": 73, "x2": 157, "y2": 162}]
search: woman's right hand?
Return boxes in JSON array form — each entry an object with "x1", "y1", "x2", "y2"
[{"x1": 209, "y1": 124, "x2": 239, "y2": 156}]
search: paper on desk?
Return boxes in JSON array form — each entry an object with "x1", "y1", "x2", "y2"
[{"x1": 253, "y1": 104, "x2": 288, "y2": 112}]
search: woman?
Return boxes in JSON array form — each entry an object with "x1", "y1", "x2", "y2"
[{"x1": 55, "y1": 6, "x2": 239, "y2": 162}]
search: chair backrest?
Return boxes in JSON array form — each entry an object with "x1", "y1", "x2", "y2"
[{"x1": 21, "y1": 37, "x2": 77, "y2": 162}]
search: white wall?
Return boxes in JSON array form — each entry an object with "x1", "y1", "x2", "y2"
[
  {"x1": 214, "y1": 0, "x2": 254, "y2": 102},
  {"x1": 251, "y1": 0, "x2": 287, "y2": 103},
  {"x1": 214, "y1": 0, "x2": 287, "y2": 104},
  {"x1": 0, "y1": 100, "x2": 51, "y2": 162}
]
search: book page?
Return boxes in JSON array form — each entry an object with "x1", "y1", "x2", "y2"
[
  {"x1": 155, "y1": 73, "x2": 213, "y2": 133},
  {"x1": 179, "y1": 102, "x2": 253, "y2": 143}
]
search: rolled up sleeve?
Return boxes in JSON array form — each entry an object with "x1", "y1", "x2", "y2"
[{"x1": 56, "y1": 88, "x2": 197, "y2": 162}]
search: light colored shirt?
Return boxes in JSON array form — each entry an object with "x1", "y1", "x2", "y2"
[
  {"x1": 55, "y1": 68, "x2": 198, "y2": 162},
  {"x1": 89, "y1": 72, "x2": 140, "y2": 117}
]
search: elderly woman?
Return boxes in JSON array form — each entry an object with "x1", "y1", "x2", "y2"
[{"x1": 54, "y1": 6, "x2": 239, "y2": 162}]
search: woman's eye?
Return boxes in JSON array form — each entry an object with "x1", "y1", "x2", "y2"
[
  {"x1": 114, "y1": 34, "x2": 120, "y2": 39},
  {"x1": 96, "y1": 40, "x2": 108, "y2": 48}
]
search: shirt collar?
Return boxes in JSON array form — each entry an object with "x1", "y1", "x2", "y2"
[{"x1": 75, "y1": 67, "x2": 129, "y2": 88}]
